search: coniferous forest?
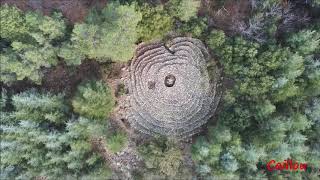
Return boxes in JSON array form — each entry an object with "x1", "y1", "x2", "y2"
[{"x1": 0, "y1": 0, "x2": 319, "y2": 179}]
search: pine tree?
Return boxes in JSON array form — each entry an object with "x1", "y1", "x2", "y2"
[
  {"x1": 0, "y1": 90, "x2": 112, "y2": 179},
  {"x1": 72, "y1": 80, "x2": 115, "y2": 120},
  {"x1": 137, "y1": 4, "x2": 174, "y2": 41},
  {"x1": 0, "y1": 4, "x2": 28, "y2": 40},
  {"x1": 0, "y1": 5, "x2": 66, "y2": 84},
  {"x1": 166, "y1": 0, "x2": 200, "y2": 22},
  {"x1": 59, "y1": 2, "x2": 142, "y2": 64},
  {"x1": 138, "y1": 138, "x2": 189, "y2": 179},
  {"x1": 1, "y1": 90, "x2": 69, "y2": 178},
  {"x1": 286, "y1": 29, "x2": 320, "y2": 56}
]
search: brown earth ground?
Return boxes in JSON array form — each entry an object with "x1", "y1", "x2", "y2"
[
  {"x1": 199, "y1": 0, "x2": 251, "y2": 34},
  {"x1": 1, "y1": 0, "x2": 107, "y2": 24}
]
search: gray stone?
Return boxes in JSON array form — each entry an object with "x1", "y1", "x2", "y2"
[{"x1": 128, "y1": 37, "x2": 221, "y2": 138}]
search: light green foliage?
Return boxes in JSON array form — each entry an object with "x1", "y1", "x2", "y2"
[
  {"x1": 305, "y1": 98, "x2": 320, "y2": 167},
  {"x1": 99, "y1": 3, "x2": 141, "y2": 61},
  {"x1": 167, "y1": 0, "x2": 200, "y2": 22},
  {"x1": 106, "y1": 132, "x2": 128, "y2": 153},
  {"x1": 0, "y1": 90, "x2": 111, "y2": 179},
  {"x1": 255, "y1": 100, "x2": 276, "y2": 119},
  {"x1": 1, "y1": 43, "x2": 56, "y2": 83},
  {"x1": 207, "y1": 30, "x2": 226, "y2": 50},
  {"x1": 138, "y1": 138, "x2": 188, "y2": 178},
  {"x1": 192, "y1": 125, "x2": 244, "y2": 178},
  {"x1": 157, "y1": 147, "x2": 183, "y2": 177},
  {"x1": 137, "y1": 5, "x2": 174, "y2": 41},
  {"x1": 0, "y1": 4, "x2": 28, "y2": 40},
  {"x1": 63, "y1": 117, "x2": 108, "y2": 174},
  {"x1": 11, "y1": 90, "x2": 68, "y2": 124},
  {"x1": 1, "y1": 90, "x2": 68, "y2": 178},
  {"x1": 0, "y1": 5, "x2": 66, "y2": 84},
  {"x1": 60, "y1": 2, "x2": 142, "y2": 64},
  {"x1": 25, "y1": 11, "x2": 66, "y2": 41},
  {"x1": 137, "y1": 0, "x2": 202, "y2": 41},
  {"x1": 220, "y1": 152, "x2": 238, "y2": 172},
  {"x1": 72, "y1": 80, "x2": 115, "y2": 120},
  {"x1": 286, "y1": 29, "x2": 320, "y2": 56}
]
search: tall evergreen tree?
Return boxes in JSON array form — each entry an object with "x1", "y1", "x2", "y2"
[
  {"x1": 0, "y1": 5, "x2": 66, "y2": 84},
  {"x1": 59, "y1": 2, "x2": 142, "y2": 64}
]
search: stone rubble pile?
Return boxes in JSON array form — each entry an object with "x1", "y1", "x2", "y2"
[{"x1": 128, "y1": 37, "x2": 221, "y2": 138}]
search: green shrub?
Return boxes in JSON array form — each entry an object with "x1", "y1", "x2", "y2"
[
  {"x1": 138, "y1": 137, "x2": 189, "y2": 178},
  {"x1": 11, "y1": 89, "x2": 68, "y2": 124},
  {"x1": 0, "y1": 4, "x2": 28, "y2": 40},
  {"x1": 286, "y1": 29, "x2": 320, "y2": 56},
  {"x1": 1, "y1": 90, "x2": 68, "y2": 178},
  {"x1": 178, "y1": 17, "x2": 208, "y2": 38},
  {"x1": 0, "y1": 5, "x2": 66, "y2": 84},
  {"x1": 59, "y1": 2, "x2": 142, "y2": 64},
  {"x1": 0, "y1": 90, "x2": 112, "y2": 179},
  {"x1": 207, "y1": 29, "x2": 226, "y2": 50},
  {"x1": 72, "y1": 80, "x2": 115, "y2": 120},
  {"x1": 137, "y1": 4, "x2": 174, "y2": 41},
  {"x1": 63, "y1": 117, "x2": 109, "y2": 175},
  {"x1": 167, "y1": 0, "x2": 200, "y2": 22},
  {"x1": 106, "y1": 132, "x2": 128, "y2": 153}
]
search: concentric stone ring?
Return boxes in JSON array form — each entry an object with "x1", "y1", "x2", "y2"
[{"x1": 128, "y1": 37, "x2": 221, "y2": 138}]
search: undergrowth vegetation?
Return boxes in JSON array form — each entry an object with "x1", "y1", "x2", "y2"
[{"x1": 72, "y1": 80, "x2": 115, "y2": 120}]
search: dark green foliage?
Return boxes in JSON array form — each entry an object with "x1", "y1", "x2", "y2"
[
  {"x1": 193, "y1": 26, "x2": 320, "y2": 178},
  {"x1": 72, "y1": 80, "x2": 115, "y2": 120},
  {"x1": 0, "y1": 90, "x2": 112, "y2": 179},
  {"x1": 178, "y1": 17, "x2": 208, "y2": 38},
  {"x1": 138, "y1": 137, "x2": 191, "y2": 179},
  {"x1": 192, "y1": 125, "x2": 245, "y2": 179},
  {"x1": 0, "y1": 5, "x2": 66, "y2": 84},
  {"x1": 59, "y1": 2, "x2": 142, "y2": 64},
  {"x1": 63, "y1": 117, "x2": 110, "y2": 174},
  {"x1": 137, "y1": 4, "x2": 174, "y2": 41}
]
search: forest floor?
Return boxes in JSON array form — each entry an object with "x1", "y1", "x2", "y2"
[
  {"x1": 1, "y1": 0, "x2": 107, "y2": 23},
  {"x1": 199, "y1": 0, "x2": 251, "y2": 34}
]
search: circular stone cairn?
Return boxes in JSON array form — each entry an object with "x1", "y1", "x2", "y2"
[{"x1": 128, "y1": 37, "x2": 221, "y2": 138}]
